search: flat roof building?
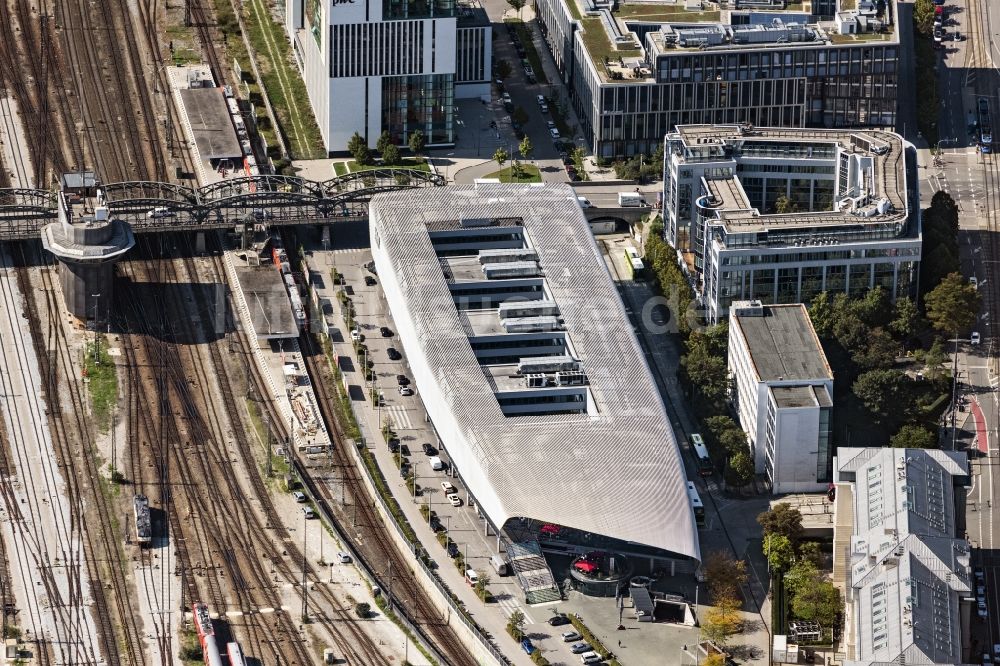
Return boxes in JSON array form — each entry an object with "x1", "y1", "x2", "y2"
[
  {"x1": 284, "y1": 0, "x2": 490, "y2": 153},
  {"x1": 369, "y1": 183, "x2": 699, "y2": 563},
  {"x1": 728, "y1": 301, "x2": 833, "y2": 492},
  {"x1": 534, "y1": 0, "x2": 899, "y2": 159},
  {"x1": 661, "y1": 124, "x2": 917, "y2": 322},
  {"x1": 833, "y1": 448, "x2": 972, "y2": 666}
]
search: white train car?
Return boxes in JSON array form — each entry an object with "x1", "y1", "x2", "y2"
[{"x1": 227, "y1": 642, "x2": 248, "y2": 666}]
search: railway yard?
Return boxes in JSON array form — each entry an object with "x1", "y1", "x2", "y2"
[{"x1": 0, "y1": 0, "x2": 482, "y2": 664}]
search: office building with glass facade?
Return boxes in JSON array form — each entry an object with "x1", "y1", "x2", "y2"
[
  {"x1": 533, "y1": 0, "x2": 899, "y2": 158},
  {"x1": 286, "y1": 0, "x2": 490, "y2": 153},
  {"x1": 661, "y1": 124, "x2": 918, "y2": 323}
]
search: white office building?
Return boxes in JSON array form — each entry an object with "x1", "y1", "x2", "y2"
[
  {"x1": 728, "y1": 300, "x2": 833, "y2": 493},
  {"x1": 662, "y1": 124, "x2": 919, "y2": 322},
  {"x1": 369, "y1": 183, "x2": 699, "y2": 569},
  {"x1": 285, "y1": 0, "x2": 491, "y2": 153},
  {"x1": 833, "y1": 448, "x2": 972, "y2": 666}
]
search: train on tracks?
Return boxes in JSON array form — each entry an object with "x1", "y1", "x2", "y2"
[
  {"x1": 227, "y1": 641, "x2": 248, "y2": 666},
  {"x1": 133, "y1": 494, "x2": 151, "y2": 546},
  {"x1": 192, "y1": 603, "x2": 223, "y2": 666}
]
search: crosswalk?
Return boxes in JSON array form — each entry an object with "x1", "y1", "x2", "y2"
[
  {"x1": 494, "y1": 592, "x2": 534, "y2": 624},
  {"x1": 383, "y1": 405, "x2": 413, "y2": 430}
]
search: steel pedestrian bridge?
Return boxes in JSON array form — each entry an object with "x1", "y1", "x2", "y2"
[{"x1": 0, "y1": 169, "x2": 445, "y2": 240}]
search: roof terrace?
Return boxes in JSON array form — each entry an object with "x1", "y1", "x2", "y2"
[{"x1": 566, "y1": 0, "x2": 896, "y2": 83}]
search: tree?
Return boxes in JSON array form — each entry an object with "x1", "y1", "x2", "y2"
[
  {"x1": 719, "y1": 428, "x2": 748, "y2": 457},
  {"x1": 757, "y1": 503, "x2": 803, "y2": 544},
  {"x1": 763, "y1": 534, "x2": 795, "y2": 572},
  {"x1": 704, "y1": 551, "x2": 747, "y2": 602},
  {"x1": 493, "y1": 147, "x2": 509, "y2": 172},
  {"x1": 852, "y1": 368, "x2": 907, "y2": 419},
  {"x1": 506, "y1": 609, "x2": 526, "y2": 640},
  {"x1": 798, "y1": 541, "x2": 823, "y2": 568},
  {"x1": 702, "y1": 655, "x2": 726, "y2": 666},
  {"x1": 495, "y1": 59, "x2": 512, "y2": 80},
  {"x1": 701, "y1": 596, "x2": 743, "y2": 646},
  {"x1": 474, "y1": 570, "x2": 492, "y2": 600},
  {"x1": 791, "y1": 579, "x2": 842, "y2": 627},
  {"x1": 924, "y1": 272, "x2": 981, "y2": 336},
  {"x1": 923, "y1": 338, "x2": 948, "y2": 381},
  {"x1": 890, "y1": 424, "x2": 937, "y2": 449},
  {"x1": 682, "y1": 336, "x2": 730, "y2": 407},
  {"x1": 512, "y1": 106, "x2": 529, "y2": 126},
  {"x1": 774, "y1": 194, "x2": 798, "y2": 214},
  {"x1": 725, "y1": 450, "x2": 755, "y2": 488},
  {"x1": 914, "y1": 0, "x2": 936, "y2": 36},
  {"x1": 784, "y1": 558, "x2": 820, "y2": 598},
  {"x1": 376, "y1": 129, "x2": 393, "y2": 155},
  {"x1": 347, "y1": 131, "x2": 366, "y2": 156},
  {"x1": 809, "y1": 291, "x2": 835, "y2": 339},
  {"x1": 506, "y1": 0, "x2": 526, "y2": 19},
  {"x1": 890, "y1": 296, "x2": 920, "y2": 340},
  {"x1": 519, "y1": 136, "x2": 534, "y2": 162},
  {"x1": 381, "y1": 143, "x2": 402, "y2": 166},
  {"x1": 851, "y1": 327, "x2": 899, "y2": 370},
  {"x1": 408, "y1": 130, "x2": 426, "y2": 157}
]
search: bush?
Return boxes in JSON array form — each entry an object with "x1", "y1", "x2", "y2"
[{"x1": 355, "y1": 602, "x2": 371, "y2": 618}]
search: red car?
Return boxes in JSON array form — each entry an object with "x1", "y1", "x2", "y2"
[{"x1": 574, "y1": 560, "x2": 598, "y2": 574}]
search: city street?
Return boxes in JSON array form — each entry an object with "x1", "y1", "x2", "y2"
[{"x1": 928, "y1": 0, "x2": 1000, "y2": 654}]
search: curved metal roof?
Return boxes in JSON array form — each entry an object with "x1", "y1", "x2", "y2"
[{"x1": 369, "y1": 183, "x2": 699, "y2": 560}]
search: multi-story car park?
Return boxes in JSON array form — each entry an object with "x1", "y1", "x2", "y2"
[
  {"x1": 284, "y1": 0, "x2": 491, "y2": 152},
  {"x1": 533, "y1": 0, "x2": 899, "y2": 158},
  {"x1": 660, "y1": 124, "x2": 918, "y2": 322},
  {"x1": 368, "y1": 183, "x2": 700, "y2": 579}
]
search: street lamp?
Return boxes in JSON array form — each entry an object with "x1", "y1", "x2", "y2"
[{"x1": 91, "y1": 292, "x2": 101, "y2": 364}]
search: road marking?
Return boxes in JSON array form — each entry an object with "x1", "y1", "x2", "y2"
[{"x1": 383, "y1": 405, "x2": 412, "y2": 430}]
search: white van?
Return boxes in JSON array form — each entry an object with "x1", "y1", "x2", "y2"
[
  {"x1": 577, "y1": 196, "x2": 593, "y2": 208},
  {"x1": 618, "y1": 192, "x2": 646, "y2": 207},
  {"x1": 491, "y1": 553, "x2": 510, "y2": 576},
  {"x1": 465, "y1": 569, "x2": 479, "y2": 585},
  {"x1": 428, "y1": 456, "x2": 444, "y2": 471}
]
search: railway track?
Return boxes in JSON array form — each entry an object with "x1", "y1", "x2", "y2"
[{"x1": 112, "y1": 237, "x2": 393, "y2": 664}]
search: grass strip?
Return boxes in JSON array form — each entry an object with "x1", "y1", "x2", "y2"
[
  {"x1": 83, "y1": 337, "x2": 116, "y2": 432},
  {"x1": 241, "y1": 0, "x2": 326, "y2": 158},
  {"x1": 484, "y1": 164, "x2": 541, "y2": 182}
]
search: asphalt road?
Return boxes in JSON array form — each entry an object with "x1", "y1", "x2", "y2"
[{"x1": 934, "y1": 0, "x2": 1000, "y2": 654}]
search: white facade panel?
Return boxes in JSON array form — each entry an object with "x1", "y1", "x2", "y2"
[{"x1": 771, "y1": 404, "x2": 826, "y2": 494}]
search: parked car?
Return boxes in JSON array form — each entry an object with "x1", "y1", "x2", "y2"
[
  {"x1": 337, "y1": 551, "x2": 352, "y2": 563},
  {"x1": 548, "y1": 614, "x2": 571, "y2": 626},
  {"x1": 302, "y1": 507, "x2": 317, "y2": 519},
  {"x1": 540, "y1": 103, "x2": 549, "y2": 113},
  {"x1": 422, "y1": 442, "x2": 438, "y2": 455},
  {"x1": 380, "y1": 326, "x2": 394, "y2": 337},
  {"x1": 442, "y1": 481, "x2": 457, "y2": 494},
  {"x1": 549, "y1": 128, "x2": 561, "y2": 139},
  {"x1": 934, "y1": 27, "x2": 944, "y2": 43},
  {"x1": 521, "y1": 639, "x2": 536, "y2": 655},
  {"x1": 398, "y1": 386, "x2": 414, "y2": 396},
  {"x1": 365, "y1": 261, "x2": 377, "y2": 274},
  {"x1": 570, "y1": 643, "x2": 591, "y2": 654},
  {"x1": 447, "y1": 541, "x2": 460, "y2": 557},
  {"x1": 350, "y1": 328, "x2": 361, "y2": 341},
  {"x1": 972, "y1": 332, "x2": 981, "y2": 345},
  {"x1": 292, "y1": 491, "x2": 307, "y2": 503},
  {"x1": 978, "y1": 600, "x2": 988, "y2": 618},
  {"x1": 562, "y1": 631, "x2": 583, "y2": 642},
  {"x1": 365, "y1": 275, "x2": 377, "y2": 286},
  {"x1": 388, "y1": 439, "x2": 400, "y2": 453},
  {"x1": 502, "y1": 92, "x2": 512, "y2": 104},
  {"x1": 387, "y1": 347, "x2": 402, "y2": 360},
  {"x1": 976, "y1": 567, "x2": 986, "y2": 580},
  {"x1": 447, "y1": 493, "x2": 463, "y2": 507},
  {"x1": 971, "y1": 276, "x2": 979, "y2": 289},
  {"x1": 397, "y1": 374, "x2": 410, "y2": 386}
]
